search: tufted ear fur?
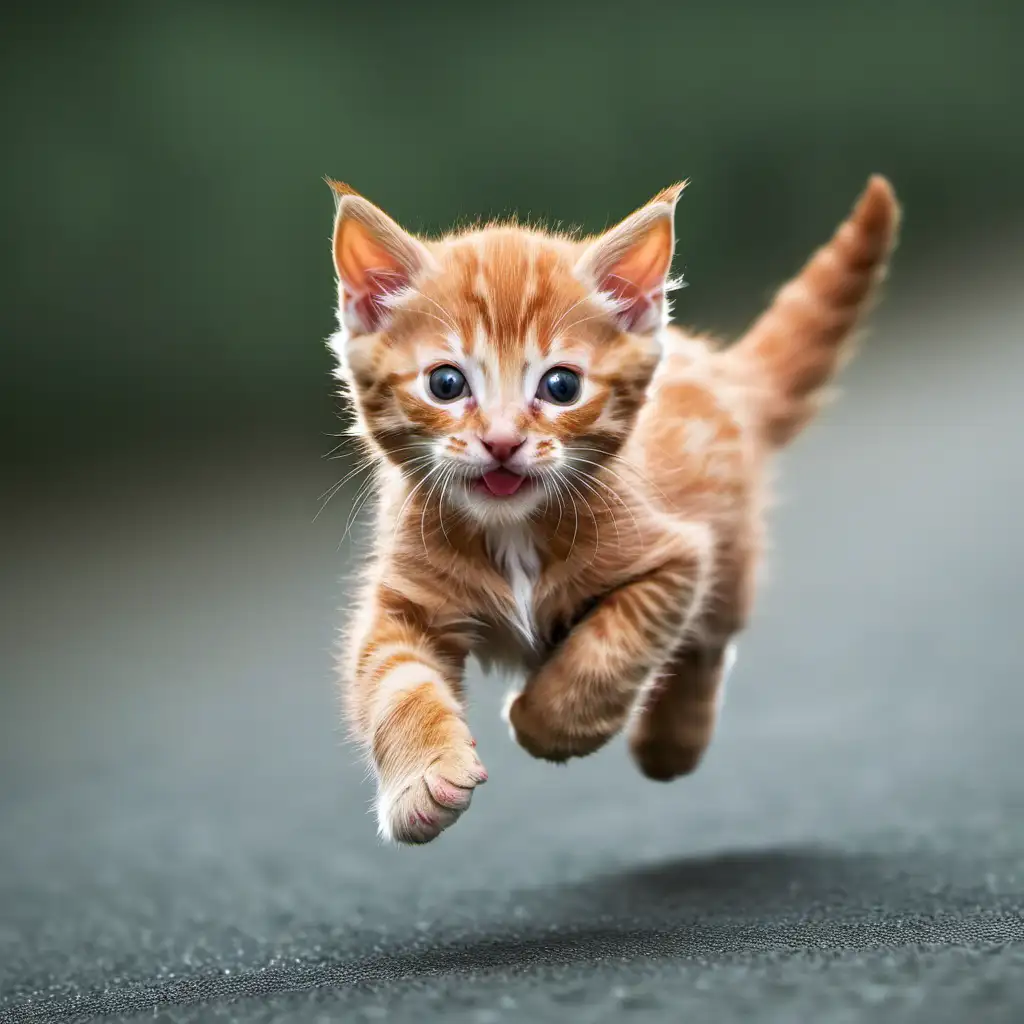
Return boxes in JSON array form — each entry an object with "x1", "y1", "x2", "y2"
[
  {"x1": 328, "y1": 180, "x2": 433, "y2": 335},
  {"x1": 575, "y1": 181, "x2": 687, "y2": 333}
]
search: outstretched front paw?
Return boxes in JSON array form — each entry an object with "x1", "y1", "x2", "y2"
[
  {"x1": 502, "y1": 690, "x2": 606, "y2": 763},
  {"x1": 374, "y1": 711, "x2": 488, "y2": 845}
]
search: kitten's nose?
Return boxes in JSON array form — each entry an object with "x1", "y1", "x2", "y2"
[{"x1": 480, "y1": 433, "x2": 525, "y2": 464}]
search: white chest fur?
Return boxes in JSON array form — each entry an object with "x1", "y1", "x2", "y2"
[{"x1": 486, "y1": 527, "x2": 541, "y2": 646}]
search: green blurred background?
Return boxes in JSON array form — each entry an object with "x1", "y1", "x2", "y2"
[{"x1": 3, "y1": 0, "x2": 1022, "y2": 474}]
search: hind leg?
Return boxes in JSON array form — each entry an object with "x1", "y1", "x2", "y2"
[
  {"x1": 628, "y1": 539, "x2": 755, "y2": 781},
  {"x1": 628, "y1": 641, "x2": 737, "y2": 780}
]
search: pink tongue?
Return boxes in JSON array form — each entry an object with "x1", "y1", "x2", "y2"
[{"x1": 482, "y1": 469, "x2": 525, "y2": 497}]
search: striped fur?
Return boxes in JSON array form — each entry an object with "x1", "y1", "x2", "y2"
[{"x1": 326, "y1": 176, "x2": 900, "y2": 843}]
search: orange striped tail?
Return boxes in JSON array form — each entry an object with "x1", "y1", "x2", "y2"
[{"x1": 728, "y1": 176, "x2": 901, "y2": 447}]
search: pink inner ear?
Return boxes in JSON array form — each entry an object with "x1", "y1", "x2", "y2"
[
  {"x1": 352, "y1": 267, "x2": 408, "y2": 332},
  {"x1": 596, "y1": 217, "x2": 673, "y2": 330},
  {"x1": 600, "y1": 273, "x2": 661, "y2": 331},
  {"x1": 335, "y1": 213, "x2": 414, "y2": 332}
]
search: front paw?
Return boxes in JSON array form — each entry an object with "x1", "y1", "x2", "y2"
[
  {"x1": 374, "y1": 715, "x2": 488, "y2": 845},
  {"x1": 502, "y1": 690, "x2": 604, "y2": 763}
]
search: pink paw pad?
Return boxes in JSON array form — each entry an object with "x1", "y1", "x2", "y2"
[{"x1": 430, "y1": 780, "x2": 471, "y2": 809}]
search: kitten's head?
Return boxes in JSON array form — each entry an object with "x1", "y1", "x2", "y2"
[{"x1": 328, "y1": 180, "x2": 685, "y2": 526}]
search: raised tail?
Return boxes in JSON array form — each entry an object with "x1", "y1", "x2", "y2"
[{"x1": 725, "y1": 175, "x2": 901, "y2": 448}]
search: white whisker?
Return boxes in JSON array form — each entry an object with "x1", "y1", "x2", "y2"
[
  {"x1": 566, "y1": 467, "x2": 622, "y2": 549},
  {"x1": 564, "y1": 455, "x2": 645, "y2": 545},
  {"x1": 340, "y1": 475, "x2": 380, "y2": 545},
  {"x1": 315, "y1": 471, "x2": 365, "y2": 521},
  {"x1": 391, "y1": 463, "x2": 441, "y2": 543},
  {"x1": 418, "y1": 465, "x2": 450, "y2": 553},
  {"x1": 556, "y1": 468, "x2": 598, "y2": 563},
  {"x1": 548, "y1": 294, "x2": 591, "y2": 338},
  {"x1": 570, "y1": 446, "x2": 672, "y2": 505},
  {"x1": 562, "y1": 473, "x2": 603, "y2": 569},
  {"x1": 559, "y1": 310, "x2": 612, "y2": 336},
  {"x1": 437, "y1": 465, "x2": 458, "y2": 546},
  {"x1": 405, "y1": 288, "x2": 461, "y2": 335}
]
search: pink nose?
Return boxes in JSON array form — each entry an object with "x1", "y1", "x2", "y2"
[{"x1": 480, "y1": 435, "x2": 525, "y2": 464}]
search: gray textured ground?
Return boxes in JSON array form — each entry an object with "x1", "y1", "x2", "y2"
[{"x1": 2, "y1": 280, "x2": 1023, "y2": 1022}]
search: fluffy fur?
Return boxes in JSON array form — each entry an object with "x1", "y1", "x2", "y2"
[{"x1": 325, "y1": 176, "x2": 900, "y2": 844}]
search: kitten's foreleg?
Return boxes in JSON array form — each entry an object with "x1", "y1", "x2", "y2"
[
  {"x1": 345, "y1": 591, "x2": 485, "y2": 844},
  {"x1": 505, "y1": 528, "x2": 713, "y2": 762}
]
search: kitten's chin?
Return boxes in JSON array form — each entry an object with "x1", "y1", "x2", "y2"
[{"x1": 451, "y1": 477, "x2": 545, "y2": 525}]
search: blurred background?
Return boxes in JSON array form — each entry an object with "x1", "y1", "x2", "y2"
[
  {"x1": 3, "y1": 0, "x2": 1023, "y2": 471},
  {"x1": 3, "y1": 2, "x2": 1024, "y2": 1019}
]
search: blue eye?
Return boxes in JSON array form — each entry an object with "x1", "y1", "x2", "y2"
[
  {"x1": 428, "y1": 365, "x2": 468, "y2": 402},
  {"x1": 537, "y1": 367, "x2": 581, "y2": 405}
]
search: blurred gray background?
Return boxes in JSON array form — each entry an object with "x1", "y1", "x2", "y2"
[{"x1": 2, "y1": 2, "x2": 1023, "y2": 1022}]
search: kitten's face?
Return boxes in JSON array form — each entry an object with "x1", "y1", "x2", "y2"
[{"x1": 329, "y1": 184, "x2": 684, "y2": 527}]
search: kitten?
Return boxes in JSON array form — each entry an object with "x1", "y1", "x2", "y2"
[{"x1": 326, "y1": 176, "x2": 900, "y2": 844}]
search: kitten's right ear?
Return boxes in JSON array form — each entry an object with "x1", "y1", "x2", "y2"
[{"x1": 327, "y1": 180, "x2": 432, "y2": 335}]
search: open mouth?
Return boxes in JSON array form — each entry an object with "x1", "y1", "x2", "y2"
[{"x1": 472, "y1": 468, "x2": 531, "y2": 498}]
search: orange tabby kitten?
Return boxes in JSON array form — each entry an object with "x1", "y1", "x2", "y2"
[{"x1": 327, "y1": 175, "x2": 899, "y2": 844}]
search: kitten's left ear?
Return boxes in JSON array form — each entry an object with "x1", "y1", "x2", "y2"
[
  {"x1": 575, "y1": 181, "x2": 687, "y2": 333},
  {"x1": 327, "y1": 179, "x2": 433, "y2": 335}
]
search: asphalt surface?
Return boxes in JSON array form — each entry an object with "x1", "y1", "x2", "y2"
[{"x1": 2, "y1": 278, "x2": 1023, "y2": 1022}]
